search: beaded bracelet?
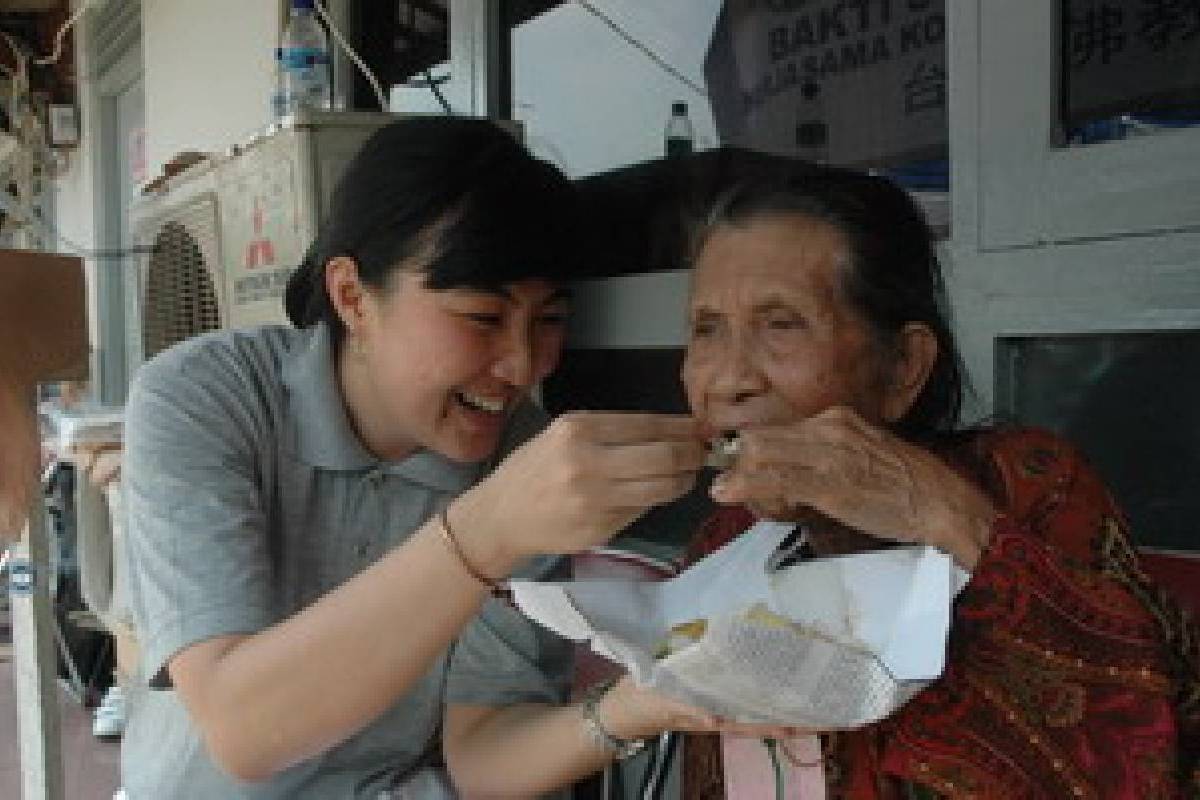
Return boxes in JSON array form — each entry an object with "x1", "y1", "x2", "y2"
[{"x1": 436, "y1": 506, "x2": 507, "y2": 597}]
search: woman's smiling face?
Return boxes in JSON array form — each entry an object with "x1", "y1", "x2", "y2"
[{"x1": 348, "y1": 269, "x2": 569, "y2": 464}]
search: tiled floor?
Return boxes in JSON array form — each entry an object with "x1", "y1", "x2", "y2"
[{"x1": 0, "y1": 653, "x2": 121, "y2": 800}]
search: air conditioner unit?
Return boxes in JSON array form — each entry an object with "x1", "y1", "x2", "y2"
[{"x1": 127, "y1": 110, "x2": 406, "y2": 370}]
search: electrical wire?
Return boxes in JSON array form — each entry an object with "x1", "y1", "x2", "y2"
[
  {"x1": 571, "y1": 0, "x2": 708, "y2": 98},
  {"x1": 422, "y1": 68, "x2": 453, "y2": 115},
  {"x1": 0, "y1": 190, "x2": 153, "y2": 260},
  {"x1": 1, "y1": 8, "x2": 145, "y2": 258},
  {"x1": 765, "y1": 738, "x2": 785, "y2": 800},
  {"x1": 34, "y1": 2, "x2": 90, "y2": 67},
  {"x1": 312, "y1": 0, "x2": 388, "y2": 110}
]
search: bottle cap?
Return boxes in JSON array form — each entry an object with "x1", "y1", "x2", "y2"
[
  {"x1": 672, "y1": 101, "x2": 688, "y2": 115},
  {"x1": 292, "y1": 0, "x2": 315, "y2": 9}
]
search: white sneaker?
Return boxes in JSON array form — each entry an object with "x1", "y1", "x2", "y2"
[{"x1": 92, "y1": 684, "x2": 125, "y2": 739}]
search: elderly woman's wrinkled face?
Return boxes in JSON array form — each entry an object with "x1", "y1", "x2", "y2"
[{"x1": 682, "y1": 213, "x2": 893, "y2": 437}]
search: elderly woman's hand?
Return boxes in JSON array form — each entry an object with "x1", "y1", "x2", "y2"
[{"x1": 709, "y1": 406, "x2": 997, "y2": 569}]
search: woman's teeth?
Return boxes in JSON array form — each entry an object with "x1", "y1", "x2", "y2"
[{"x1": 456, "y1": 391, "x2": 506, "y2": 413}]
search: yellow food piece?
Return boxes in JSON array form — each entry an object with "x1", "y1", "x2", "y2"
[
  {"x1": 656, "y1": 618, "x2": 710, "y2": 658},
  {"x1": 670, "y1": 619, "x2": 709, "y2": 639},
  {"x1": 743, "y1": 603, "x2": 796, "y2": 630}
]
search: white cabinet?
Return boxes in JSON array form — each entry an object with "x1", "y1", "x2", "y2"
[{"x1": 952, "y1": 0, "x2": 1200, "y2": 251}]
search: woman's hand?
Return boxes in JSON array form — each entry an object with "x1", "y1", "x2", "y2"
[
  {"x1": 596, "y1": 675, "x2": 803, "y2": 741},
  {"x1": 709, "y1": 406, "x2": 997, "y2": 569},
  {"x1": 72, "y1": 443, "x2": 123, "y2": 490},
  {"x1": 450, "y1": 412, "x2": 706, "y2": 571}
]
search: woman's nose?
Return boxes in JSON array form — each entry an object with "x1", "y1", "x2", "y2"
[{"x1": 493, "y1": 332, "x2": 534, "y2": 388}]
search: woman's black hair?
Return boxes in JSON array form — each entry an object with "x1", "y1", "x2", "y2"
[
  {"x1": 692, "y1": 163, "x2": 966, "y2": 440},
  {"x1": 284, "y1": 116, "x2": 580, "y2": 346}
]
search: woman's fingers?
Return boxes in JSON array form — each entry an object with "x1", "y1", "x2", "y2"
[
  {"x1": 603, "y1": 678, "x2": 819, "y2": 739},
  {"x1": 563, "y1": 411, "x2": 700, "y2": 446},
  {"x1": 464, "y1": 411, "x2": 711, "y2": 559},
  {"x1": 90, "y1": 451, "x2": 123, "y2": 488},
  {"x1": 548, "y1": 413, "x2": 705, "y2": 511},
  {"x1": 596, "y1": 439, "x2": 708, "y2": 476},
  {"x1": 606, "y1": 472, "x2": 699, "y2": 510}
]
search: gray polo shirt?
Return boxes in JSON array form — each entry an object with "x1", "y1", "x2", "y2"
[{"x1": 119, "y1": 323, "x2": 571, "y2": 799}]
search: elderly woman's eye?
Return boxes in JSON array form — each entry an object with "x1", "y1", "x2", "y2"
[
  {"x1": 691, "y1": 319, "x2": 717, "y2": 338},
  {"x1": 766, "y1": 315, "x2": 805, "y2": 330}
]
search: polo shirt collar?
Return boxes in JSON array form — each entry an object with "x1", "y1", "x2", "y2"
[{"x1": 281, "y1": 324, "x2": 484, "y2": 492}]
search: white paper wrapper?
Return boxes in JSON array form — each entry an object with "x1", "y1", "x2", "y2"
[{"x1": 512, "y1": 521, "x2": 969, "y2": 728}]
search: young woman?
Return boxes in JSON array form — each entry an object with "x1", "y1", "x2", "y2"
[{"x1": 119, "y1": 118, "x2": 786, "y2": 799}]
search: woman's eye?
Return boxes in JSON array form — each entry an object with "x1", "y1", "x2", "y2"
[
  {"x1": 691, "y1": 321, "x2": 716, "y2": 338},
  {"x1": 464, "y1": 313, "x2": 503, "y2": 327},
  {"x1": 538, "y1": 312, "x2": 568, "y2": 327}
]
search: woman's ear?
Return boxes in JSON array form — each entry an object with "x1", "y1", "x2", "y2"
[
  {"x1": 881, "y1": 322, "x2": 939, "y2": 423},
  {"x1": 324, "y1": 256, "x2": 370, "y2": 334}
]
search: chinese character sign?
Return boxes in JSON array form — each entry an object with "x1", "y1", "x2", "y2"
[
  {"x1": 1065, "y1": 0, "x2": 1200, "y2": 126},
  {"x1": 703, "y1": 0, "x2": 948, "y2": 166}
]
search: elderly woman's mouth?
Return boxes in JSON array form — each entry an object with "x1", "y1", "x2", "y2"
[{"x1": 704, "y1": 430, "x2": 741, "y2": 469}]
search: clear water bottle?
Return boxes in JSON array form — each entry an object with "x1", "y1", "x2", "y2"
[
  {"x1": 280, "y1": 0, "x2": 331, "y2": 114},
  {"x1": 270, "y1": 47, "x2": 288, "y2": 123},
  {"x1": 664, "y1": 101, "x2": 694, "y2": 159}
]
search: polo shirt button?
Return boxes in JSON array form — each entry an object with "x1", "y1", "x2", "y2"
[{"x1": 356, "y1": 542, "x2": 369, "y2": 557}]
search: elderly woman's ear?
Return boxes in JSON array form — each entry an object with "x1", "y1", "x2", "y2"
[{"x1": 880, "y1": 321, "x2": 939, "y2": 424}]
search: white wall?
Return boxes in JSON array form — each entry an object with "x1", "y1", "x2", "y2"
[
  {"x1": 50, "y1": 0, "x2": 280, "y2": 394},
  {"x1": 142, "y1": 0, "x2": 278, "y2": 176}
]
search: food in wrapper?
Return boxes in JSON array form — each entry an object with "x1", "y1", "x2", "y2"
[
  {"x1": 510, "y1": 520, "x2": 969, "y2": 729},
  {"x1": 657, "y1": 619, "x2": 709, "y2": 658}
]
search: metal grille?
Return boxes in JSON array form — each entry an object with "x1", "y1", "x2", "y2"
[{"x1": 142, "y1": 221, "x2": 220, "y2": 359}]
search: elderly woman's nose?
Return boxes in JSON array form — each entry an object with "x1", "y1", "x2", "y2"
[{"x1": 709, "y1": 337, "x2": 766, "y2": 399}]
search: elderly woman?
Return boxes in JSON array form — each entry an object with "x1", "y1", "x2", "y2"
[{"x1": 675, "y1": 165, "x2": 1199, "y2": 798}]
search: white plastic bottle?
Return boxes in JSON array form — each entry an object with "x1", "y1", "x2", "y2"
[
  {"x1": 280, "y1": 0, "x2": 331, "y2": 114},
  {"x1": 664, "y1": 101, "x2": 694, "y2": 158}
]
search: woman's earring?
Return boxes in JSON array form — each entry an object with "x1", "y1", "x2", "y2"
[{"x1": 349, "y1": 334, "x2": 368, "y2": 361}]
